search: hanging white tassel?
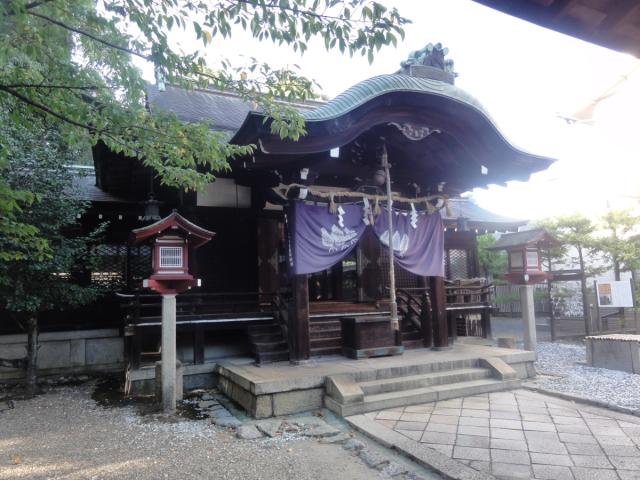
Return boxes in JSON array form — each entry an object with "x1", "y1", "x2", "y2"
[
  {"x1": 337, "y1": 205, "x2": 345, "y2": 228},
  {"x1": 329, "y1": 193, "x2": 337, "y2": 214},
  {"x1": 362, "y1": 197, "x2": 371, "y2": 225},
  {"x1": 410, "y1": 202, "x2": 418, "y2": 229},
  {"x1": 444, "y1": 196, "x2": 453, "y2": 218},
  {"x1": 374, "y1": 196, "x2": 381, "y2": 216}
]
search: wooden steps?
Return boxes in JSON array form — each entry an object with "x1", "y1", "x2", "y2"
[
  {"x1": 247, "y1": 322, "x2": 289, "y2": 364},
  {"x1": 310, "y1": 318, "x2": 342, "y2": 357}
]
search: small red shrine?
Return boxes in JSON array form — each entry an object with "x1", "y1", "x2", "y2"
[{"x1": 131, "y1": 211, "x2": 215, "y2": 294}]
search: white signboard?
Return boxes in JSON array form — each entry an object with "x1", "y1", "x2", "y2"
[{"x1": 595, "y1": 280, "x2": 634, "y2": 308}]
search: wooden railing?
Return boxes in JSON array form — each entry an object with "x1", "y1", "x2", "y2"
[
  {"x1": 445, "y1": 281, "x2": 492, "y2": 308},
  {"x1": 444, "y1": 280, "x2": 493, "y2": 338},
  {"x1": 119, "y1": 291, "x2": 278, "y2": 326},
  {"x1": 396, "y1": 287, "x2": 433, "y2": 346},
  {"x1": 119, "y1": 291, "x2": 279, "y2": 369}
]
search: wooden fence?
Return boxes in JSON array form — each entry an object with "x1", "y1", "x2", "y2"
[{"x1": 493, "y1": 284, "x2": 550, "y2": 315}]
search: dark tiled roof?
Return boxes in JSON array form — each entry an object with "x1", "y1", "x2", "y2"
[
  {"x1": 487, "y1": 229, "x2": 561, "y2": 250},
  {"x1": 72, "y1": 172, "x2": 132, "y2": 203},
  {"x1": 146, "y1": 83, "x2": 322, "y2": 133},
  {"x1": 443, "y1": 198, "x2": 525, "y2": 232},
  {"x1": 304, "y1": 74, "x2": 487, "y2": 121}
]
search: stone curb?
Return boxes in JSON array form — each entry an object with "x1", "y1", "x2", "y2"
[
  {"x1": 345, "y1": 414, "x2": 497, "y2": 480},
  {"x1": 522, "y1": 383, "x2": 640, "y2": 417}
]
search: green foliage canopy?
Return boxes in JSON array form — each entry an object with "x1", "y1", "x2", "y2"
[
  {"x1": 476, "y1": 233, "x2": 507, "y2": 279},
  {"x1": 1, "y1": 0, "x2": 407, "y2": 189},
  {"x1": 0, "y1": 0, "x2": 407, "y2": 263},
  {"x1": 0, "y1": 109, "x2": 102, "y2": 317}
]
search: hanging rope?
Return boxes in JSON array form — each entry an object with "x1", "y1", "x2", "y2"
[{"x1": 275, "y1": 183, "x2": 451, "y2": 215}]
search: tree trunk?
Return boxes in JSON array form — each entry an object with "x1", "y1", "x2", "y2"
[
  {"x1": 25, "y1": 315, "x2": 39, "y2": 396},
  {"x1": 578, "y1": 246, "x2": 590, "y2": 336}
]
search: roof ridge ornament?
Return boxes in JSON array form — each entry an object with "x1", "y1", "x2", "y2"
[{"x1": 399, "y1": 43, "x2": 457, "y2": 84}]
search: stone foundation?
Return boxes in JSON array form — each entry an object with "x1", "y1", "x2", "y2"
[
  {"x1": 0, "y1": 329, "x2": 124, "y2": 380},
  {"x1": 216, "y1": 345, "x2": 536, "y2": 418},
  {"x1": 586, "y1": 334, "x2": 640, "y2": 374}
]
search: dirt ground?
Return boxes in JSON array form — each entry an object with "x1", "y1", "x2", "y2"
[{"x1": 0, "y1": 383, "x2": 434, "y2": 480}]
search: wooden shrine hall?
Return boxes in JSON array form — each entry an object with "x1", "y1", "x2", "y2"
[{"x1": 85, "y1": 44, "x2": 554, "y2": 403}]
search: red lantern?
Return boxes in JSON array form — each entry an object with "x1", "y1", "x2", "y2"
[
  {"x1": 487, "y1": 229, "x2": 560, "y2": 285},
  {"x1": 131, "y1": 212, "x2": 214, "y2": 294}
]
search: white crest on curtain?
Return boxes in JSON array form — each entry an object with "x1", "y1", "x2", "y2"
[
  {"x1": 379, "y1": 229, "x2": 410, "y2": 257},
  {"x1": 320, "y1": 225, "x2": 359, "y2": 253}
]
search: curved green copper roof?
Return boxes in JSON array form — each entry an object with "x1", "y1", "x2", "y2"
[{"x1": 303, "y1": 74, "x2": 488, "y2": 122}]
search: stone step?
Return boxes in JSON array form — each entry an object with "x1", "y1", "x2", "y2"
[
  {"x1": 327, "y1": 377, "x2": 521, "y2": 416},
  {"x1": 352, "y1": 357, "x2": 480, "y2": 382},
  {"x1": 358, "y1": 367, "x2": 490, "y2": 395}
]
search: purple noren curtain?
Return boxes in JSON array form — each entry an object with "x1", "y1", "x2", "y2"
[
  {"x1": 373, "y1": 208, "x2": 445, "y2": 277},
  {"x1": 290, "y1": 201, "x2": 444, "y2": 277},
  {"x1": 290, "y1": 201, "x2": 366, "y2": 275}
]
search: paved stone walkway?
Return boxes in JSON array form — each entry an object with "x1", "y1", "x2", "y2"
[{"x1": 366, "y1": 390, "x2": 640, "y2": 479}]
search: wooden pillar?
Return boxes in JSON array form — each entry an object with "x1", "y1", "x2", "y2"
[
  {"x1": 481, "y1": 308, "x2": 492, "y2": 339},
  {"x1": 430, "y1": 276, "x2": 449, "y2": 349},
  {"x1": 289, "y1": 274, "x2": 310, "y2": 363},
  {"x1": 418, "y1": 276, "x2": 433, "y2": 347}
]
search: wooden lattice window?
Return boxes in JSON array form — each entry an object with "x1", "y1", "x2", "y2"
[
  {"x1": 91, "y1": 244, "x2": 127, "y2": 288},
  {"x1": 159, "y1": 246, "x2": 183, "y2": 268},
  {"x1": 445, "y1": 248, "x2": 470, "y2": 280}
]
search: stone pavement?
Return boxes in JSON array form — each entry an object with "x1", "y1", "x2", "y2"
[{"x1": 365, "y1": 389, "x2": 640, "y2": 480}]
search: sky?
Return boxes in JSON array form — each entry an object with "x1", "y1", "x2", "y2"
[{"x1": 144, "y1": 0, "x2": 640, "y2": 223}]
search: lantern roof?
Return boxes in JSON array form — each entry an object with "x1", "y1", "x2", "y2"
[
  {"x1": 486, "y1": 228, "x2": 561, "y2": 251},
  {"x1": 130, "y1": 211, "x2": 215, "y2": 248}
]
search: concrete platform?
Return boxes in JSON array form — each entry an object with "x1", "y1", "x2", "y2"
[{"x1": 216, "y1": 345, "x2": 536, "y2": 418}]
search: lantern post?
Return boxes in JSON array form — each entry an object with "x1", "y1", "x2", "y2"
[
  {"x1": 487, "y1": 230, "x2": 561, "y2": 351},
  {"x1": 131, "y1": 212, "x2": 214, "y2": 413}
]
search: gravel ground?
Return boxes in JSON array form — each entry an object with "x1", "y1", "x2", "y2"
[
  {"x1": 0, "y1": 385, "x2": 422, "y2": 480},
  {"x1": 533, "y1": 341, "x2": 640, "y2": 410}
]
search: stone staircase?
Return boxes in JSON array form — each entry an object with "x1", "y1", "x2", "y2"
[{"x1": 324, "y1": 356, "x2": 521, "y2": 416}]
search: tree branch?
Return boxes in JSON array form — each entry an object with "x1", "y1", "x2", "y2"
[
  {"x1": 27, "y1": 11, "x2": 151, "y2": 61},
  {"x1": 25, "y1": 0, "x2": 56, "y2": 9},
  {"x1": 0, "y1": 85, "x2": 96, "y2": 132},
  {"x1": 224, "y1": 0, "x2": 366, "y2": 24},
  {"x1": 0, "y1": 83, "x2": 102, "y2": 90}
]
